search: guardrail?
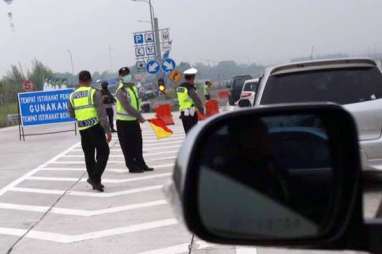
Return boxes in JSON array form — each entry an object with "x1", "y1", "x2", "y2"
[{"x1": 6, "y1": 114, "x2": 19, "y2": 126}]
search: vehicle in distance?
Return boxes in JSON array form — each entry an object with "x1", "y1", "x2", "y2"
[
  {"x1": 254, "y1": 58, "x2": 382, "y2": 171},
  {"x1": 228, "y1": 75, "x2": 252, "y2": 105},
  {"x1": 238, "y1": 78, "x2": 259, "y2": 107}
]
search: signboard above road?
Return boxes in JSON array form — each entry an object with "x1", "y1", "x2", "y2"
[
  {"x1": 136, "y1": 60, "x2": 146, "y2": 72},
  {"x1": 168, "y1": 70, "x2": 183, "y2": 83},
  {"x1": 145, "y1": 32, "x2": 155, "y2": 43},
  {"x1": 135, "y1": 46, "x2": 145, "y2": 57},
  {"x1": 134, "y1": 33, "x2": 144, "y2": 44},
  {"x1": 162, "y1": 58, "x2": 176, "y2": 73},
  {"x1": 145, "y1": 45, "x2": 156, "y2": 56},
  {"x1": 161, "y1": 29, "x2": 170, "y2": 42},
  {"x1": 18, "y1": 89, "x2": 74, "y2": 126},
  {"x1": 146, "y1": 60, "x2": 161, "y2": 74}
]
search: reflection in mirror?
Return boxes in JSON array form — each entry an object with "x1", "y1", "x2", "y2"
[
  {"x1": 197, "y1": 114, "x2": 335, "y2": 240},
  {"x1": 238, "y1": 99, "x2": 251, "y2": 107}
]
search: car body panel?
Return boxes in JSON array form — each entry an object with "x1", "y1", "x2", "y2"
[
  {"x1": 255, "y1": 58, "x2": 382, "y2": 171},
  {"x1": 238, "y1": 78, "x2": 259, "y2": 106}
]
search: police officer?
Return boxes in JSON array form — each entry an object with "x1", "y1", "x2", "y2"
[
  {"x1": 115, "y1": 67, "x2": 153, "y2": 173},
  {"x1": 68, "y1": 71, "x2": 111, "y2": 192},
  {"x1": 101, "y1": 81, "x2": 117, "y2": 132},
  {"x1": 177, "y1": 68, "x2": 204, "y2": 133}
]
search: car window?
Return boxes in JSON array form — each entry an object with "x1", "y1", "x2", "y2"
[
  {"x1": 261, "y1": 67, "x2": 382, "y2": 105},
  {"x1": 243, "y1": 82, "x2": 258, "y2": 92}
]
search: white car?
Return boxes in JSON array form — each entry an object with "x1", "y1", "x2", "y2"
[
  {"x1": 238, "y1": 78, "x2": 259, "y2": 107},
  {"x1": 255, "y1": 58, "x2": 382, "y2": 171}
]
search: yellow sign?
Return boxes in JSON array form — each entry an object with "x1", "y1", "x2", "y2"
[{"x1": 168, "y1": 70, "x2": 183, "y2": 84}]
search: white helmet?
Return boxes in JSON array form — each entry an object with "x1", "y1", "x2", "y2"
[{"x1": 183, "y1": 68, "x2": 198, "y2": 75}]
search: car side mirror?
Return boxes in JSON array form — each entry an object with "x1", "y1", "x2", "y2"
[
  {"x1": 169, "y1": 103, "x2": 364, "y2": 251},
  {"x1": 238, "y1": 99, "x2": 251, "y2": 107}
]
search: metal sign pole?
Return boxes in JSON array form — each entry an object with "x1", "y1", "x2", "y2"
[{"x1": 17, "y1": 96, "x2": 22, "y2": 141}]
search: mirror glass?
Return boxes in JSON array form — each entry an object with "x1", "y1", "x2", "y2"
[
  {"x1": 238, "y1": 99, "x2": 251, "y2": 107},
  {"x1": 197, "y1": 113, "x2": 335, "y2": 240}
]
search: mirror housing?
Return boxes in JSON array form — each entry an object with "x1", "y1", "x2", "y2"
[
  {"x1": 171, "y1": 103, "x2": 364, "y2": 250},
  {"x1": 238, "y1": 99, "x2": 251, "y2": 107}
]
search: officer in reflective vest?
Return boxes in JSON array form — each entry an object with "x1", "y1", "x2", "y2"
[
  {"x1": 68, "y1": 70, "x2": 111, "y2": 192},
  {"x1": 177, "y1": 68, "x2": 204, "y2": 133},
  {"x1": 115, "y1": 67, "x2": 153, "y2": 173}
]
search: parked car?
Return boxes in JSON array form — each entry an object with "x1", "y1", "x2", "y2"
[
  {"x1": 238, "y1": 78, "x2": 259, "y2": 107},
  {"x1": 228, "y1": 75, "x2": 252, "y2": 105},
  {"x1": 255, "y1": 58, "x2": 382, "y2": 171}
]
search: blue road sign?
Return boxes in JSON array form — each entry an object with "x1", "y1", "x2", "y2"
[
  {"x1": 18, "y1": 89, "x2": 75, "y2": 126},
  {"x1": 162, "y1": 58, "x2": 176, "y2": 73},
  {"x1": 146, "y1": 60, "x2": 161, "y2": 74},
  {"x1": 134, "y1": 34, "x2": 144, "y2": 44}
]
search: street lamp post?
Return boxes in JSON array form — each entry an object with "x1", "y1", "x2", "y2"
[
  {"x1": 132, "y1": 0, "x2": 161, "y2": 62},
  {"x1": 67, "y1": 49, "x2": 75, "y2": 85}
]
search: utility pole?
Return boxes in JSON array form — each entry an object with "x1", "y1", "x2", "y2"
[
  {"x1": 108, "y1": 44, "x2": 113, "y2": 72},
  {"x1": 67, "y1": 50, "x2": 75, "y2": 86},
  {"x1": 154, "y1": 17, "x2": 162, "y2": 62}
]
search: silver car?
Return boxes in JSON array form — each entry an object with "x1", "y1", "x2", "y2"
[{"x1": 255, "y1": 58, "x2": 382, "y2": 171}]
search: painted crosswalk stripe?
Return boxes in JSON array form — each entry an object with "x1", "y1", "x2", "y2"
[
  {"x1": 0, "y1": 200, "x2": 167, "y2": 216},
  {"x1": 39, "y1": 163, "x2": 174, "y2": 173},
  {"x1": 0, "y1": 142, "x2": 81, "y2": 197},
  {"x1": 10, "y1": 185, "x2": 164, "y2": 197},
  {"x1": 27, "y1": 173, "x2": 171, "y2": 183},
  {"x1": 137, "y1": 241, "x2": 213, "y2": 254},
  {"x1": 52, "y1": 156, "x2": 176, "y2": 164},
  {"x1": 0, "y1": 218, "x2": 177, "y2": 243},
  {"x1": 64, "y1": 150, "x2": 178, "y2": 158}
]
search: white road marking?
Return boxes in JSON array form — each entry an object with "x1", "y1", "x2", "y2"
[
  {"x1": 0, "y1": 200, "x2": 167, "y2": 216},
  {"x1": 64, "y1": 150, "x2": 178, "y2": 158},
  {"x1": 137, "y1": 241, "x2": 213, "y2": 254},
  {"x1": 10, "y1": 185, "x2": 163, "y2": 197},
  {"x1": 39, "y1": 163, "x2": 174, "y2": 173},
  {"x1": 27, "y1": 173, "x2": 171, "y2": 183},
  {"x1": 51, "y1": 156, "x2": 176, "y2": 164},
  {"x1": 0, "y1": 142, "x2": 81, "y2": 197},
  {"x1": 0, "y1": 218, "x2": 177, "y2": 243},
  {"x1": 71, "y1": 144, "x2": 181, "y2": 153}
]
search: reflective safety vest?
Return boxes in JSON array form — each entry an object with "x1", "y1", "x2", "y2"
[
  {"x1": 69, "y1": 86, "x2": 99, "y2": 131},
  {"x1": 116, "y1": 83, "x2": 141, "y2": 121},
  {"x1": 177, "y1": 86, "x2": 194, "y2": 111}
]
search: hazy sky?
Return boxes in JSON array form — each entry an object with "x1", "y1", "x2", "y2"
[{"x1": 1, "y1": 0, "x2": 382, "y2": 75}]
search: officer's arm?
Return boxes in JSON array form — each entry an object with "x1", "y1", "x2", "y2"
[
  {"x1": 94, "y1": 91, "x2": 111, "y2": 133},
  {"x1": 67, "y1": 99, "x2": 75, "y2": 118},
  {"x1": 188, "y1": 88, "x2": 205, "y2": 114},
  {"x1": 116, "y1": 88, "x2": 143, "y2": 120}
]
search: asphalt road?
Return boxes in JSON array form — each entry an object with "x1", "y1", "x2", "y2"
[{"x1": 0, "y1": 115, "x2": 379, "y2": 254}]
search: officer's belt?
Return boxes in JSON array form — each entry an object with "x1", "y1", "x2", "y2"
[{"x1": 77, "y1": 118, "x2": 99, "y2": 128}]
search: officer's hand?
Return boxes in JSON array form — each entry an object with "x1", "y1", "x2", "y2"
[{"x1": 106, "y1": 132, "x2": 112, "y2": 143}]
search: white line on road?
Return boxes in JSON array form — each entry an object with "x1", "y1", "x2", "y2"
[
  {"x1": 136, "y1": 241, "x2": 256, "y2": 254},
  {"x1": 137, "y1": 241, "x2": 213, "y2": 254},
  {"x1": 0, "y1": 218, "x2": 178, "y2": 243},
  {"x1": 0, "y1": 200, "x2": 167, "y2": 216},
  {"x1": 39, "y1": 163, "x2": 174, "y2": 173},
  {"x1": 65, "y1": 150, "x2": 178, "y2": 158},
  {"x1": 10, "y1": 185, "x2": 164, "y2": 197},
  {"x1": 27, "y1": 173, "x2": 171, "y2": 183},
  {"x1": 51, "y1": 156, "x2": 176, "y2": 164},
  {"x1": 0, "y1": 142, "x2": 81, "y2": 197}
]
